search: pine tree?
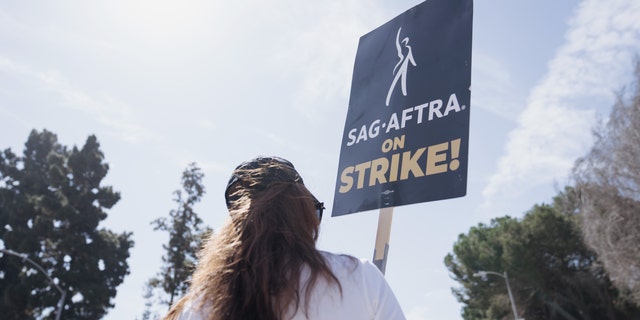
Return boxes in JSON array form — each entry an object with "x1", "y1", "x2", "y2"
[
  {"x1": 148, "y1": 163, "x2": 211, "y2": 310},
  {"x1": 445, "y1": 188, "x2": 640, "y2": 319},
  {"x1": 0, "y1": 129, "x2": 133, "y2": 319}
]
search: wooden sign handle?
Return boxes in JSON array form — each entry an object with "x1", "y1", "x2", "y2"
[{"x1": 372, "y1": 207, "x2": 394, "y2": 274}]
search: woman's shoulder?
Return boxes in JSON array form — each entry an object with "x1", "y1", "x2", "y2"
[
  {"x1": 314, "y1": 251, "x2": 406, "y2": 319},
  {"x1": 318, "y1": 251, "x2": 381, "y2": 278},
  {"x1": 319, "y1": 250, "x2": 360, "y2": 265}
]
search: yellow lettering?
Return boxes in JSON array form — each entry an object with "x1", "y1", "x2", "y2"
[
  {"x1": 426, "y1": 142, "x2": 448, "y2": 175},
  {"x1": 381, "y1": 139, "x2": 393, "y2": 153},
  {"x1": 339, "y1": 166, "x2": 354, "y2": 193},
  {"x1": 389, "y1": 153, "x2": 400, "y2": 182},
  {"x1": 401, "y1": 148, "x2": 425, "y2": 180},
  {"x1": 354, "y1": 162, "x2": 371, "y2": 189},
  {"x1": 369, "y1": 158, "x2": 389, "y2": 186},
  {"x1": 339, "y1": 138, "x2": 463, "y2": 192},
  {"x1": 393, "y1": 135, "x2": 405, "y2": 150}
]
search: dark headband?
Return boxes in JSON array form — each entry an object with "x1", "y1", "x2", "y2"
[{"x1": 224, "y1": 156, "x2": 303, "y2": 208}]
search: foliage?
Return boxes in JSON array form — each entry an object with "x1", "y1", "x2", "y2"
[
  {"x1": 146, "y1": 162, "x2": 211, "y2": 313},
  {"x1": 445, "y1": 189, "x2": 640, "y2": 320},
  {"x1": 0, "y1": 129, "x2": 134, "y2": 319},
  {"x1": 572, "y1": 60, "x2": 640, "y2": 306},
  {"x1": 138, "y1": 282, "x2": 158, "y2": 320}
]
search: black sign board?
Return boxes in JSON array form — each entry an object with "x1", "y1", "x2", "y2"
[{"x1": 333, "y1": 0, "x2": 473, "y2": 216}]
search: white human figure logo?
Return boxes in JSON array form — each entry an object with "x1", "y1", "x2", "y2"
[{"x1": 386, "y1": 27, "x2": 417, "y2": 106}]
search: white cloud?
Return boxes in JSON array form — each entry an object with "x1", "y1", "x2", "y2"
[
  {"x1": 482, "y1": 0, "x2": 640, "y2": 211},
  {"x1": 0, "y1": 55, "x2": 153, "y2": 143},
  {"x1": 471, "y1": 53, "x2": 523, "y2": 120},
  {"x1": 265, "y1": 1, "x2": 387, "y2": 120}
]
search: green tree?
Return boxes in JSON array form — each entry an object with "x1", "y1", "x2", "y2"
[
  {"x1": 0, "y1": 129, "x2": 134, "y2": 319},
  {"x1": 572, "y1": 60, "x2": 640, "y2": 306},
  {"x1": 147, "y1": 162, "x2": 211, "y2": 312},
  {"x1": 445, "y1": 189, "x2": 640, "y2": 320},
  {"x1": 138, "y1": 282, "x2": 157, "y2": 320}
]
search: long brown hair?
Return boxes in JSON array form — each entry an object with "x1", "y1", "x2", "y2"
[{"x1": 165, "y1": 160, "x2": 341, "y2": 320}]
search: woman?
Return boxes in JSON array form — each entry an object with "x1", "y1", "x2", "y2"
[{"x1": 165, "y1": 156, "x2": 405, "y2": 320}]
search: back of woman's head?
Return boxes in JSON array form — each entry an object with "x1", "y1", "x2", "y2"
[
  {"x1": 173, "y1": 156, "x2": 337, "y2": 320},
  {"x1": 225, "y1": 156, "x2": 322, "y2": 243}
]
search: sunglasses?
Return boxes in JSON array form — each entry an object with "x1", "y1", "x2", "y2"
[{"x1": 315, "y1": 200, "x2": 325, "y2": 222}]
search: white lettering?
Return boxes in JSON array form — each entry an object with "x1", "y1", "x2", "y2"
[
  {"x1": 356, "y1": 125, "x2": 368, "y2": 144},
  {"x1": 344, "y1": 93, "x2": 464, "y2": 147},
  {"x1": 428, "y1": 99, "x2": 443, "y2": 121},
  {"x1": 401, "y1": 108, "x2": 413, "y2": 128},
  {"x1": 369, "y1": 119, "x2": 381, "y2": 138},
  {"x1": 347, "y1": 128, "x2": 357, "y2": 146},
  {"x1": 414, "y1": 103, "x2": 429, "y2": 124},
  {"x1": 386, "y1": 113, "x2": 400, "y2": 133},
  {"x1": 444, "y1": 93, "x2": 461, "y2": 116}
]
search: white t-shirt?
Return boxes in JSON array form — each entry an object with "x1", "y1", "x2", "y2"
[{"x1": 178, "y1": 251, "x2": 406, "y2": 320}]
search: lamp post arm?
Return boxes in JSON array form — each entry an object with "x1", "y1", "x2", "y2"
[
  {"x1": 0, "y1": 249, "x2": 64, "y2": 295},
  {"x1": 482, "y1": 270, "x2": 505, "y2": 278},
  {"x1": 474, "y1": 270, "x2": 521, "y2": 320},
  {"x1": 1, "y1": 249, "x2": 67, "y2": 320}
]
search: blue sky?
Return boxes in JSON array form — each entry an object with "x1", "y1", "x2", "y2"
[{"x1": 1, "y1": 0, "x2": 639, "y2": 319}]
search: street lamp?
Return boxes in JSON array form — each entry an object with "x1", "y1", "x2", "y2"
[
  {"x1": 1, "y1": 249, "x2": 67, "y2": 320},
  {"x1": 473, "y1": 270, "x2": 523, "y2": 320}
]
